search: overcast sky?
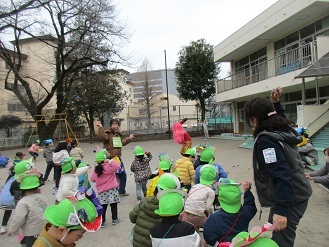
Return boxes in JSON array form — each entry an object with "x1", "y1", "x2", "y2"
[{"x1": 116, "y1": 0, "x2": 278, "y2": 77}]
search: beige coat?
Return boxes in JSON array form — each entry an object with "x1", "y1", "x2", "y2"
[{"x1": 9, "y1": 193, "x2": 47, "y2": 236}]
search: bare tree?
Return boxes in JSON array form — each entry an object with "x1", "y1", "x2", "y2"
[
  {"x1": 0, "y1": 0, "x2": 129, "y2": 139},
  {"x1": 136, "y1": 58, "x2": 162, "y2": 131}
]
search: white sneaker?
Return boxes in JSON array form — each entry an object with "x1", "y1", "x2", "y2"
[{"x1": 0, "y1": 226, "x2": 6, "y2": 234}]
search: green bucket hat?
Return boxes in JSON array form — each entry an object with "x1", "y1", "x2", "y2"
[
  {"x1": 95, "y1": 150, "x2": 107, "y2": 162},
  {"x1": 45, "y1": 197, "x2": 99, "y2": 231},
  {"x1": 159, "y1": 153, "x2": 170, "y2": 161},
  {"x1": 184, "y1": 148, "x2": 196, "y2": 156},
  {"x1": 19, "y1": 175, "x2": 40, "y2": 190},
  {"x1": 231, "y1": 231, "x2": 279, "y2": 247},
  {"x1": 61, "y1": 157, "x2": 76, "y2": 174},
  {"x1": 200, "y1": 165, "x2": 216, "y2": 185},
  {"x1": 14, "y1": 159, "x2": 40, "y2": 180},
  {"x1": 158, "y1": 160, "x2": 171, "y2": 171},
  {"x1": 218, "y1": 179, "x2": 242, "y2": 214},
  {"x1": 78, "y1": 161, "x2": 89, "y2": 168},
  {"x1": 36, "y1": 139, "x2": 40, "y2": 144},
  {"x1": 134, "y1": 146, "x2": 144, "y2": 156},
  {"x1": 154, "y1": 192, "x2": 184, "y2": 216},
  {"x1": 200, "y1": 148, "x2": 214, "y2": 163},
  {"x1": 157, "y1": 173, "x2": 181, "y2": 190}
]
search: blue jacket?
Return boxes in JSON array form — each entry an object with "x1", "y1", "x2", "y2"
[
  {"x1": 203, "y1": 191, "x2": 257, "y2": 246},
  {"x1": 194, "y1": 162, "x2": 227, "y2": 184}
]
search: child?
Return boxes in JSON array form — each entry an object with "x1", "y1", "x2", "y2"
[
  {"x1": 150, "y1": 192, "x2": 200, "y2": 246},
  {"x1": 130, "y1": 146, "x2": 152, "y2": 202},
  {"x1": 182, "y1": 164, "x2": 216, "y2": 232},
  {"x1": 146, "y1": 159, "x2": 172, "y2": 197},
  {"x1": 43, "y1": 139, "x2": 55, "y2": 182},
  {"x1": 7, "y1": 160, "x2": 47, "y2": 247},
  {"x1": 129, "y1": 173, "x2": 183, "y2": 247},
  {"x1": 13, "y1": 152, "x2": 26, "y2": 166},
  {"x1": 0, "y1": 166, "x2": 15, "y2": 234},
  {"x1": 53, "y1": 141, "x2": 69, "y2": 189},
  {"x1": 91, "y1": 150, "x2": 121, "y2": 228},
  {"x1": 297, "y1": 129, "x2": 319, "y2": 166},
  {"x1": 203, "y1": 179, "x2": 257, "y2": 246},
  {"x1": 172, "y1": 148, "x2": 196, "y2": 192},
  {"x1": 77, "y1": 162, "x2": 91, "y2": 189},
  {"x1": 33, "y1": 196, "x2": 101, "y2": 246},
  {"x1": 56, "y1": 157, "x2": 89, "y2": 203},
  {"x1": 0, "y1": 153, "x2": 10, "y2": 168},
  {"x1": 29, "y1": 140, "x2": 40, "y2": 161},
  {"x1": 69, "y1": 140, "x2": 84, "y2": 163},
  {"x1": 195, "y1": 148, "x2": 227, "y2": 184}
]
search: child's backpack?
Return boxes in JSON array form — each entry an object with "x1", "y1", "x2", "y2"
[{"x1": 0, "y1": 156, "x2": 9, "y2": 168}]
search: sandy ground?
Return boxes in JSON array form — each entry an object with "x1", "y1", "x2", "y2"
[{"x1": 0, "y1": 136, "x2": 328, "y2": 247}]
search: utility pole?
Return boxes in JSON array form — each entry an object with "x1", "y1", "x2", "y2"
[{"x1": 164, "y1": 50, "x2": 171, "y2": 139}]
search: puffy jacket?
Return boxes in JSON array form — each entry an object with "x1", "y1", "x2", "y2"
[
  {"x1": 91, "y1": 160, "x2": 120, "y2": 193},
  {"x1": 172, "y1": 157, "x2": 195, "y2": 185},
  {"x1": 97, "y1": 126, "x2": 132, "y2": 157},
  {"x1": 43, "y1": 146, "x2": 55, "y2": 163},
  {"x1": 146, "y1": 175, "x2": 159, "y2": 197},
  {"x1": 8, "y1": 193, "x2": 47, "y2": 236},
  {"x1": 129, "y1": 196, "x2": 162, "y2": 247},
  {"x1": 56, "y1": 166, "x2": 89, "y2": 202},
  {"x1": 253, "y1": 131, "x2": 312, "y2": 216},
  {"x1": 69, "y1": 147, "x2": 84, "y2": 161}
]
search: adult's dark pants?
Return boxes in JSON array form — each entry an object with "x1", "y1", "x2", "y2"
[
  {"x1": 269, "y1": 200, "x2": 308, "y2": 247},
  {"x1": 1, "y1": 210, "x2": 12, "y2": 226},
  {"x1": 54, "y1": 165, "x2": 62, "y2": 188},
  {"x1": 116, "y1": 171, "x2": 127, "y2": 195},
  {"x1": 43, "y1": 161, "x2": 54, "y2": 181}
]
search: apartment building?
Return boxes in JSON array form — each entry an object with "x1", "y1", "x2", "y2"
[
  {"x1": 214, "y1": 0, "x2": 329, "y2": 135},
  {"x1": 0, "y1": 35, "x2": 57, "y2": 121},
  {"x1": 126, "y1": 69, "x2": 198, "y2": 132},
  {"x1": 0, "y1": 36, "x2": 133, "y2": 136}
]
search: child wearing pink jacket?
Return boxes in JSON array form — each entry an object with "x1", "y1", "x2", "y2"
[{"x1": 91, "y1": 151, "x2": 121, "y2": 228}]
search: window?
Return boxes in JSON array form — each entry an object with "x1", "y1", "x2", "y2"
[
  {"x1": 138, "y1": 108, "x2": 146, "y2": 115},
  {"x1": 173, "y1": 106, "x2": 176, "y2": 111},
  {"x1": 7, "y1": 103, "x2": 26, "y2": 112},
  {"x1": 315, "y1": 15, "x2": 329, "y2": 31},
  {"x1": 300, "y1": 24, "x2": 315, "y2": 39}
]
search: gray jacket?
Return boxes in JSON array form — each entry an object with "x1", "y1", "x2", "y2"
[
  {"x1": 310, "y1": 161, "x2": 329, "y2": 185},
  {"x1": 43, "y1": 146, "x2": 55, "y2": 163}
]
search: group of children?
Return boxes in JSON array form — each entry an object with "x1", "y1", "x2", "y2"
[
  {"x1": 0, "y1": 137, "x2": 118, "y2": 247},
  {"x1": 0, "y1": 133, "x2": 285, "y2": 247},
  {"x1": 128, "y1": 144, "x2": 279, "y2": 247}
]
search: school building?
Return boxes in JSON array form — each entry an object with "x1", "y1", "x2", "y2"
[{"x1": 214, "y1": 0, "x2": 329, "y2": 144}]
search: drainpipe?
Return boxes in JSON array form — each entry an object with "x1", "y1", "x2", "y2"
[{"x1": 301, "y1": 78, "x2": 306, "y2": 105}]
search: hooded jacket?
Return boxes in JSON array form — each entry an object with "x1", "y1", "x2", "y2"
[
  {"x1": 253, "y1": 130, "x2": 312, "y2": 216},
  {"x1": 129, "y1": 196, "x2": 162, "y2": 247}
]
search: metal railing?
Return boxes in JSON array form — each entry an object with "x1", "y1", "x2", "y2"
[{"x1": 217, "y1": 42, "x2": 317, "y2": 93}]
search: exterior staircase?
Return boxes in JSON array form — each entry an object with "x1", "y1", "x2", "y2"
[{"x1": 311, "y1": 123, "x2": 329, "y2": 150}]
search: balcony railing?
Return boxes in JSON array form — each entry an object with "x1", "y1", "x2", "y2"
[{"x1": 217, "y1": 42, "x2": 317, "y2": 93}]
